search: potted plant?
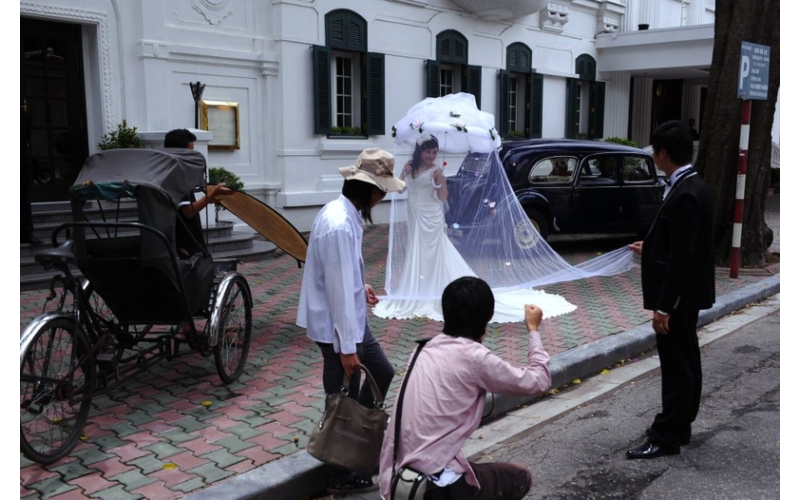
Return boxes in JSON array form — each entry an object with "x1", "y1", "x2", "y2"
[
  {"x1": 97, "y1": 120, "x2": 142, "y2": 150},
  {"x1": 208, "y1": 167, "x2": 244, "y2": 223},
  {"x1": 604, "y1": 136, "x2": 637, "y2": 147}
]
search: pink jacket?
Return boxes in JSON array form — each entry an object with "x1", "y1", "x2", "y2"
[{"x1": 379, "y1": 332, "x2": 551, "y2": 499}]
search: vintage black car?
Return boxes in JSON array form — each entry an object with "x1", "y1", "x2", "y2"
[{"x1": 445, "y1": 139, "x2": 665, "y2": 248}]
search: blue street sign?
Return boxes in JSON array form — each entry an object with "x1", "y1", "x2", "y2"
[{"x1": 738, "y1": 41, "x2": 770, "y2": 100}]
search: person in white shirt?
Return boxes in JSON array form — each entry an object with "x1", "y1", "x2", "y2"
[{"x1": 297, "y1": 148, "x2": 405, "y2": 495}]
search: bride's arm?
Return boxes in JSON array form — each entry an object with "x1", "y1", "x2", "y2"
[{"x1": 432, "y1": 167, "x2": 448, "y2": 201}]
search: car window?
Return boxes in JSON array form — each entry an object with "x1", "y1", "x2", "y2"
[
  {"x1": 580, "y1": 156, "x2": 617, "y2": 184},
  {"x1": 528, "y1": 157, "x2": 576, "y2": 183},
  {"x1": 621, "y1": 156, "x2": 654, "y2": 183}
]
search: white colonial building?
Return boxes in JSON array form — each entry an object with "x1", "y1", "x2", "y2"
[{"x1": 21, "y1": 0, "x2": 722, "y2": 231}]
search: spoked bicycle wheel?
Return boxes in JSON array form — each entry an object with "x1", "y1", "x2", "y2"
[
  {"x1": 20, "y1": 317, "x2": 96, "y2": 464},
  {"x1": 212, "y1": 274, "x2": 252, "y2": 384}
]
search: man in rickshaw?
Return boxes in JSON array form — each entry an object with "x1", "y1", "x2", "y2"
[{"x1": 164, "y1": 128, "x2": 232, "y2": 258}]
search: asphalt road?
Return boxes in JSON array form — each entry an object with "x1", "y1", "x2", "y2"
[{"x1": 481, "y1": 310, "x2": 780, "y2": 500}]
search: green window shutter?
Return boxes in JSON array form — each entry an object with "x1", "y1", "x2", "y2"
[
  {"x1": 437, "y1": 30, "x2": 468, "y2": 65},
  {"x1": 565, "y1": 78, "x2": 579, "y2": 139},
  {"x1": 498, "y1": 70, "x2": 510, "y2": 136},
  {"x1": 466, "y1": 65, "x2": 482, "y2": 109},
  {"x1": 365, "y1": 52, "x2": 385, "y2": 136},
  {"x1": 326, "y1": 10, "x2": 367, "y2": 52},
  {"x1": 312, "y1": 45, "x2": 332, "y2": 135},
  {"x1": 590, "y1": 81, "x2": 605, "y2": 139},
  {"x1": 507, "y1": 42, "x2": 532, "y2": 73},
  {"x1": 528, "y1": 72, "x2": 543, "y2": 139},
  {"x1": 575, "y1": 54, "x2": 596, "y2": 81},
  {"x1": 426, "y1": 59, "x2": 440, "y2": 98}
]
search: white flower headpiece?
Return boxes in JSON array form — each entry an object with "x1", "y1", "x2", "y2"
[{"x1": 416, "y1": 133, "x2": 436, "y2": 146}]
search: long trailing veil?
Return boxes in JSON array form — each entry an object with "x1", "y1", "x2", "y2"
[{"x1": 373, "y1": 93, "x2": 637, "y2": 323}]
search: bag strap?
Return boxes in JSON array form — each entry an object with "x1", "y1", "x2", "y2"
[
  {"x1": 392, "y1": 339, "x2": 430, "y2": 479},
  {"x1": 342, "y1": 364, "x2": 386, "y2": 409}
]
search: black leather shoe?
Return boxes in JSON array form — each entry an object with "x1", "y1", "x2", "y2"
[{"x1": 626, "y1": 441, "x2": 680, "y2": 459}]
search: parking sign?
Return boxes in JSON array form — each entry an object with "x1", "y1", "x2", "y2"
[{"x1": 738, "y1": 41, "x2": 770, "y2": 100}]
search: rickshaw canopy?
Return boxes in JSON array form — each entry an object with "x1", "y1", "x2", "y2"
[{"x1": 70, "y1": 148, "x2": 207, "y2": 207}]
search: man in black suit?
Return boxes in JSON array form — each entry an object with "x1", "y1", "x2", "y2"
[{"x1": 627, "y1": 120, "x2": 715, "y2": 459}]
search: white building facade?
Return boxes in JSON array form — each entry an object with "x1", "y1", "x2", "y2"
[{"x1": 21, "y1": 0, "x2": 719, "y2": 231}]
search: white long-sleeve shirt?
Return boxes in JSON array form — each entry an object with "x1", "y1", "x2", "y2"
[{"x1": 297, "y1": 195, "x2": 366, "y2": 355}]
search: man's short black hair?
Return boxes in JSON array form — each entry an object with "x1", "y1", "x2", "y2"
[
  {"x1": 651, "y1": 120, "x2": 694, "y2": 166},
  {"x1": 342, "y1": 179, "x2": 381, "y2": 224},
  {"x1": 442, "y1": 277, "x2": 495, "y2": 342},
  {"x1": 164, "y1": 129, "x2": 197, "y2": 148}
]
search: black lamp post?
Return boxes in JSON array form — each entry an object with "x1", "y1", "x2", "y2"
[{"x1": 189, "y1": 81, "x2": 206, "y2": 129}]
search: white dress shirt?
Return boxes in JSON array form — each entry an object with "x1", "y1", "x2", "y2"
[
  {"x1": 662, "y1": 164, "x2": 693, "y2": 200},
  {"x1": 297, "y1": 195, "x2": 366, "y2": 355}
]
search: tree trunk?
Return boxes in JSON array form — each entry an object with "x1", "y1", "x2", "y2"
[{"x1": 694, "y1": 0, "x2": 779, "y2": 268}]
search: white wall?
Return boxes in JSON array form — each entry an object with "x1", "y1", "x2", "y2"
[{"x1": 21, "y1": 0, "x2": 722, "y2": 231}]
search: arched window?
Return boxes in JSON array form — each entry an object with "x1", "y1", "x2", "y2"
[
  {"x1": 498, "y1": 42, "x2": 543, "y2": 139},
  {"x1": 425, "y1": 30, "x2": 482, "y2": 108},
  {"x1": 312, "y1": 10, "x2": 385, "y2": 136},
  {"x1": 566, "y1": 54, "x2": 605, "y2": 139}
]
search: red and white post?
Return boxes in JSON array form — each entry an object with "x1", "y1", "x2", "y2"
[{"x1": 730, "y1": 100, "x2": 751, "y2": 278}]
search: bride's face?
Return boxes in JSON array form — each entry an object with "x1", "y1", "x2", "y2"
[{"x1": 421, "y1": 147, "x2": 438, "y2": 165}]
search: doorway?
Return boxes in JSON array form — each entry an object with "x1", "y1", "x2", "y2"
[
  {"x1": 21, "y1": 17, "x2": 89, "y2": 202},
  {"x1": 650, "y1": 79, "x2": 683, "y2": 138}
]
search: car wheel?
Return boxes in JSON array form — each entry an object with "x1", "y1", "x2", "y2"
[{"x1": 514, "y1": 210, "x2": 549, "y2": 249}]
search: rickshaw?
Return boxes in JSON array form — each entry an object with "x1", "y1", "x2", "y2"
[{"x1": 20, "y1": 148, "x2": 253, "y2": 464}]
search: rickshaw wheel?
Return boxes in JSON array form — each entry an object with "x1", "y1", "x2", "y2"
[
  {"x1": 213, "y1": 275, "x2": 252, "y2": 384},
  {"x1": 20, "y1": 317, "x2": 96, "y2": 464}
]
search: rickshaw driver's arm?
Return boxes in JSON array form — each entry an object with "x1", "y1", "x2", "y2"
[{"x1": 180, "y1": 183, "x2": 233, "y2": 219}]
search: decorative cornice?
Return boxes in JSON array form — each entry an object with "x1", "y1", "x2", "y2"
[
  {"x1": 192, "y1": 0, "x2": 233, "y2": 26},
  {"x1": 597, "y1": 14, "x2": 620, "y2": 35},
  {"x1": 541, "y1": 1, "x2": 572, "y2": 33},
  {"x1": 140, "y1": 40, "x2": 169, "y2": 59},
  {"x1": 20, "y1": 2, "x2": 116, "y2": 133}
]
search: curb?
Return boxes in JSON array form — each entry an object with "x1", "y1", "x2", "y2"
[{"x1": 186, "y1": 274, "x2": 780, "y2": 500}]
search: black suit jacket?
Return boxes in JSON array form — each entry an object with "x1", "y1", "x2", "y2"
[{"x1": 641, "y1": 170, "x2": 715, "y2": 313}]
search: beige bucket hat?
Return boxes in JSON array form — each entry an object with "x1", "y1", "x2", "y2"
[{"x1": 338, "y1": 148, "x2": 406, "y2": 193}]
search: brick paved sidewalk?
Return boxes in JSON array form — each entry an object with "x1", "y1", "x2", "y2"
[{"x1": 19, "y1": 225, "x2": 773, "y2": 500}]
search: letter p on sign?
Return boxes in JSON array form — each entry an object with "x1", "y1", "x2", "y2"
[{"x1": 739, "y1": 56, "x2": 750, "y2": 90}]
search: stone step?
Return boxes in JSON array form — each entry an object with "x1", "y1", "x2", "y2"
[
  {"x1": 31, "y1": 202, "x2": 140, "y2": 226},
  {"x1": 20, "y1": 230, "x2": 256, "y2": 276},
  {"x1": 20, "y1": 237, "x2": 276, "y2": 292},
  {"x1": 22, "y1": 222, "x2": 236, "y2": 259}
]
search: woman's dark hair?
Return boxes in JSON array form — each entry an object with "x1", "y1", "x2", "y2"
[
  {"x1": 342, "y1": 179, "x2": 380, "y2": 223},
  {"x1": 651, "y1": 120, "x2": 694, "y2": 166},
  {"x1": 409, "y1": 135, "x2": 439, "y2": 178},
  {"x1": 442, "y1": 276, "x2": 495, "y2": 342}
]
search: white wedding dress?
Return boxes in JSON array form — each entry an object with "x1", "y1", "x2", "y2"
[{"x1": 373, "y1": 165, "x2": 576, "y2": 323}]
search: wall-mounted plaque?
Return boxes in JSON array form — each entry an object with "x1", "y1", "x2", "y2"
[{"x1": 200, "y1": 100, "x2": 240, "y2": 150}]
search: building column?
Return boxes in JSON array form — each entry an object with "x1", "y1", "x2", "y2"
[
  {"x1": 688, "y1": 0, "x2": 706, "y2": 26},
  {"x1": 603, "y1": 71, "x2": 631, "y2": 139},
  {"x1": 631, "y1": 77, "x2": 653, "y2": 148}
]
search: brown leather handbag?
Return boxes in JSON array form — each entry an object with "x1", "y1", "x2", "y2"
[{"x1": 307, "y1": 365, "x2": 388, "y2": 475}]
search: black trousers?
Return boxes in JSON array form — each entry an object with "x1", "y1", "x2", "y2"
[
  {"x1": 317, "y1": 324, "x2": 394, "y2": 483},
  {"x1": 649, "y1": 310, "x2": 702, "y2": 446}
]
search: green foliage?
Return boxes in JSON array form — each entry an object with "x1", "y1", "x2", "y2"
[
  {"x1": 506, "y1": 130, "x2": 526, "y2": 139},
  {"x1": 330, "y1": 126, "x2": 363, "y2": 136},
  {"x1": 97, "y1": 120, "x2": 142, "y2": 150},
  {"x1": 604, "y1": 136, "x2": 637, "y2": 147},
  {"x1": 209, "y1": 167, "x2": 244, "y2": 191},
  {"x1": 208, "y1": 167, "x2": 244, "y2": 222}
]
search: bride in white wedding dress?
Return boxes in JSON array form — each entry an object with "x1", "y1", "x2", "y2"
[{"x1": 373, "y1": 133, "x2": 577, "y2": 322}]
